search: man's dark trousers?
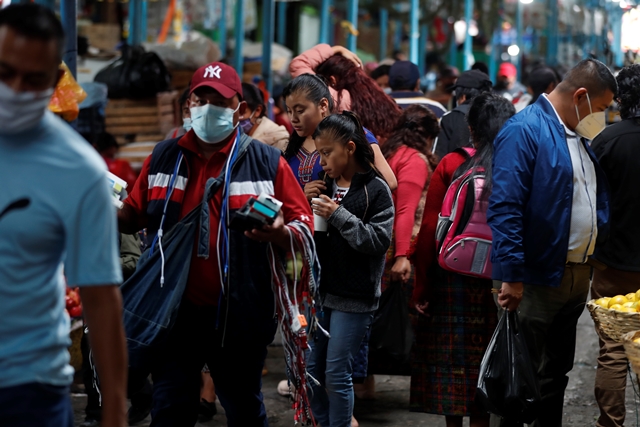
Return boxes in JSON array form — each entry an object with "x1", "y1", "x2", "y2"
[
  {"x1": 491, "y1": 264, "x2": 591, "y2": 427},
  {"x1": 149, "y1": 299, "x2": 270, "y2": 427}
]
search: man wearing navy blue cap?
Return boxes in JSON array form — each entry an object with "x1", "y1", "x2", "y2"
[{"x1": 388, "y1": 60, "x2": 448, "y2": 119}]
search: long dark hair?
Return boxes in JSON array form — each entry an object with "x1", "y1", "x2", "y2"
[
  {"x1": 313, "y1": 111, "x2": 375, "y2": 173},
  {"x1": 241, "y1": 82, "x2": 266, "y2": 117},
  {"x1": 315, "y1": 55, "x2": 401, "y2": 139},
  {"x1": 616, "y1": 64, "x2": 640, "y2": 120},
  {"x1": 455, "y1": 93, "x2": 516, "y2": 196},
  {"x1": 283, "y1": 74, "x2": 335, "y2": 160},
  {"x1": 381, "y1": 104, "x2": 440, "y2": 170}
]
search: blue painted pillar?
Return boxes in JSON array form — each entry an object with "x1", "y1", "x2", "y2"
[
  {"x1": 60, "y1": 0, "x2": 77, "y2": 78},
  {"x1": 516, "y1": 0, "x2": 523, "y2": 79},
  {"x1": 489, "y1": 28, "x2": 499, "y2": 83},
  {"x1": 346, "y1": 0, "x2": 358, "y2": 52},
  {"x1": 262, "y1": 0, "x2": 275, "y2": 96},
  {"x1": 35, "y1": 0, "x2": 55, "y2": 10},
  {"x1": 612, "y1": 9, "x2": 623, "y2": 67},
  {"x1": 419, "y1": 24, "x2": 428, "y2": 75},
  {"x1": 277, "y1": 1, "x2": 287, "y2": 46},
  {"x1": 449, "y1": 28, "x2": 457, "y2": 67},
  {"x1": 409, "y1": 0, "x2": 419, "y2": 64},
  {"x1": 379, "y1": 8, "x2": 388, "y2": 61},
  {"x1": 128, "y1": 0, "x2": 146, "y2": 45},
  {"x1": 582, "y1": 20, "x2": 589, "y2": 59},
  {"x1": 128, "y1": 0, "x2": 137, "y2": 45},
  {"x1": 141, "y1": 0, "x2": 148, "y2": 43},
  {"x1": 591, "y1": 1, "x2": 598, "y2": 59},
  {"x1": 394, "y1": 20, "x2": 402, "y2": 50},
  {"x1": 219, "y1": 0, "x2": 228, "y2": 57},
  {"x1": 463, "y1": 0, "x2": 473, "y2": 70},
  {"x1": 546, "y1": 0, "x2": 558, "y2": 66},
  {"x1": 233, "y1": 0, "x2": 245, "y2": 77},
  {"x1": 320, "y1": 0, "x2": 331, "y2": 44}
]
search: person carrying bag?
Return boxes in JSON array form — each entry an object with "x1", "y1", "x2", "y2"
[{"x1": 477, "y1": 309, "x2": 541, "y2": 425}]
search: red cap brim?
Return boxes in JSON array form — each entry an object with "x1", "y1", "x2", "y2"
[{"x1": 190, "y1": 81, "x2": 238, "y2": 99}]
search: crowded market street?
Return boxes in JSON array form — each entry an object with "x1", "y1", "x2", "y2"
[{"x1": 70, "y1": 309, "x2": 640, "y2": 426}]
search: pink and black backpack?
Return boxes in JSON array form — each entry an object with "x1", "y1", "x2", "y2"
[{"x1": 434, "y1": 147, "x2": 493, "y2": 279}]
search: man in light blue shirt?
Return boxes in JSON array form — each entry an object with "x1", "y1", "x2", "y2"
[{"x1": 0, "y1": 5, "x2": 127, "y2": 427}]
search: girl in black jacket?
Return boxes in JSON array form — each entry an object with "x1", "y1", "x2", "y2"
[{"x1": 309, "y1": 111, "x2": 394, "y2": 427}]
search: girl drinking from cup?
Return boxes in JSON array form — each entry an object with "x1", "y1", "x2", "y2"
[{"x1": 308, "y1": 111, "x2": 394, "y2": 427}]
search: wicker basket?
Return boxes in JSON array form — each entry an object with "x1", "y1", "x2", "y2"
[
  {"x1": 622, "y1": 331, "x2": 640, "y2": 375},
  {"x1": 587, "y1": 300, "x2": 640, "y2": 343}
]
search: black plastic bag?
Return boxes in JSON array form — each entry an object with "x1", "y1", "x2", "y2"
[
  {"x1": 477, "y1": 309, "x2": 541, "y2": 423},
  {"x1": 369, "y1": 282, "x2": 414, "y2": 365},
  {"x1": 95, "y1": 45, "x2": 170, "y2": 99}
]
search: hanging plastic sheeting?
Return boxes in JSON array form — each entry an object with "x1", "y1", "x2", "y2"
[
  {"x1": 144, "y1": 30, "x2": 221, "y2": 69},
  {"x1": 49, "y1": 62, "x2": 87, "y2": 122},
  {"x1": 268, "y1": 221, "x2": 322, "y2": 426},
  {"x1": 240, "y1": 40, "x2": 293, "y2": 74}
]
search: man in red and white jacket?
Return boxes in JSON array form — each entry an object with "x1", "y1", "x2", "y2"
[{"x1": 118, "y1": 62, "x2": 312, "y2": 427}]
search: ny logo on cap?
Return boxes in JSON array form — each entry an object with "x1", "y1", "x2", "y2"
[{"x1": 204, "y1": 65, "x2": 222, "y2": 79}]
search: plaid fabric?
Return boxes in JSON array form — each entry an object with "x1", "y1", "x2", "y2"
[{"x1": 409, "y1": 267, "x2": 497, "y2": 416}]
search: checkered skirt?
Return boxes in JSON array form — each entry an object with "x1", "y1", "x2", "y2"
[{"x1": 409, "y1": 267, "x2": 497, "y2": 416}]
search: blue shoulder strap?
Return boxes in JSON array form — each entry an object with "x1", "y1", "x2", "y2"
[{"x1": 197, "y1": 132, "x2": 253, "y2": 259}]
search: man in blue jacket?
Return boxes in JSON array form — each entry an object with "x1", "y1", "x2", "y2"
[{"x1": 488, "y1": 59, "x2": 616, "y2": 427}]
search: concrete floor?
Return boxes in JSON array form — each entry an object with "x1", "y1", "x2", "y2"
[{"x1": 72, "y1": 308, "x2": 640, "y2": 426}]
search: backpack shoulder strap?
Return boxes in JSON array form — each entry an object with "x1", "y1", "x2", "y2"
[{"x1": 454, "y1": 146, "x2": 476, "y2": 158}]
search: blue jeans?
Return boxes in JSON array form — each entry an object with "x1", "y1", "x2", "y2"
[
  {"x1": 149, "y1": 300, "x2": 269, "y2": 427},
  {"x1": 307, "y1": 308, "x2": 373, "y2": 427},
  {"x1": 0, "y1": 382, "x2": 73, "y2": 427}
]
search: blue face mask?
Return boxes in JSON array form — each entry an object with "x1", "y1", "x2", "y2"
[
  {"x1": 182, "y1": 117, "x2": 192, "y2": 131},
  {"x1": 190, "y1": 103, "x2": 239, "y2": 144}
]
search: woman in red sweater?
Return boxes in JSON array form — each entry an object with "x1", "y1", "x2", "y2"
[
  {"x1": 409, "y1": 93, "x2": 515, "y2": 427},
  {"x1": 381, "y1": 105, "x2": 440, "y2": 286}
]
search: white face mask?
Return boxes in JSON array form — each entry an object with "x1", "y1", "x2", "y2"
[
  {"x1": 190, "y1": 103, "x2": 240, "y2": 144},
  {"x1": 0, "y1": 80, "x2": 54, "y2": 135},
  {"x1": 574, "y1": 92, "x2": 606, "y2": 140}
]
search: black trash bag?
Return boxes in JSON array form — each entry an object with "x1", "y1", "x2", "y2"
[
  {"x1": 94, "y1": 45, "x2": 170, "y2": 99},
  {"x1": 369, "y1": 282, "x2": 414, "y2": 365},
  {"x1": 477, "y1": 309, "x2": 541, "y2": 424}
]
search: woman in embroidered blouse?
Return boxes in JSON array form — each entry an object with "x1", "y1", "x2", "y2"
[{"x1": 282, "y1": 74, "x2": 397, "y2": 199}]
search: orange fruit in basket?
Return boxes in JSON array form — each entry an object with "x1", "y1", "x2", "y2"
[
  {"x1": 609, "y1": 304, "x2": 623, "y2": 311},
  {"x1": 618, "y1": 307, "x2": 636, "y2": 313},
  {"x1": 636, "y1": 289, "x2": 640, "y2": 302},
  {"x1": 626, "y1": 293, "x2": 637, "y2": 302},
  {"x1": 635, "y1": 337, "x2": 640, "y2": 344},
  {"x1": 596, "y1": 297, "x2": 611, "y2": 308},
  {"x1": 623, "y1": 302, "x2": 636, "y2": 308},
  {"x1": 609, "y1": 295, "x2": 628, "y2": 308}
]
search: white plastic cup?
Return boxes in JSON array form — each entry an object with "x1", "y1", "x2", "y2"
[{"x1": 311, "y1": 198, "x2": 328, "y2": 232}]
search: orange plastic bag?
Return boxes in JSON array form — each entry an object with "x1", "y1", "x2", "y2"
[{"x1": 48, "y1": 62, "x2": 87, "y2": 122}]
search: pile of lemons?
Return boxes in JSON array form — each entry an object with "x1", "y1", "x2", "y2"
[{"x1": 594, "y1": 290, "x2": 640, "y2": 313}]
